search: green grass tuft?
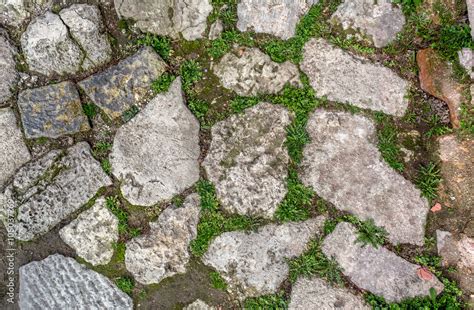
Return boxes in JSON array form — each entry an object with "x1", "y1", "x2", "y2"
[
  {"x1": 116, "y1": 276, "x2": 134, "y2": 295},
  {"x1": 112, "y1": 242, "x2": 126, "y2": 263},
  {"x1": 180, "y1": 60, "x2": 203, "y2": 92},
  {"x1": 244, "y1": 292, "x2": 288, "y2": 310},
  {"x1": 101, "y1": 159, "x2": 111, "y2": 174},
  {"x1": 207, "y1": 30, "x2": 255, "y2": 59},
  {"x1": 209, "y1": 271, "x2": 227, "y2": 290},
  {"x1": 375, "y1": 114, "x2": 405, "y2": 172},
  {"x1": 151, "y1": 73, "x2": 176, "y2": 93},
  {"x1": 416, "y1": 162, "x2": 441, "y2": 201},
  {"x1": 137, "y1": 34, "x2": 172, "y2": 60},
  {"x1": 230, "y1": 96, "x2": 259, "y2": 114},
  {"x1": 275, "y1": 169, "x2": 314, "y2": 222},
  {"x1": 122, "y1": 105, "x2": 139, "y2": 122},
  {"x1": 355, "y1": 218, "x2": 388, "y2": 248},
  {"x1": 82, "y1": 102, "x2": 97, "y2": 118}
]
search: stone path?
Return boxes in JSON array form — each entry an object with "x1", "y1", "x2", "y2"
[{"x1": 0, "y1": 29, "x2": 18, "y2": 103}]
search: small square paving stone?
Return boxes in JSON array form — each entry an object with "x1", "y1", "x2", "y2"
[{"x1": 17, "y1": 81, "x2": 89, "y2": 139}]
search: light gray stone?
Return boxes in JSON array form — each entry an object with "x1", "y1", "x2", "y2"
[
  {"x1": 0, "y1": 30, "x2": 18, "y2": 103},
  {"x1": 114, "y1": 0, "x2": 212, "y2": 40},
  {"x1": 59, "y1": 4, "x2": 112, "y2": 71},
  {"x1": 0, "y1": 142, "x2": 112, "y2": 241},
  {"x1": 19, "y1": 254, "x2": 133, "y2": 309},
  {"x1": 0, "y1": 108, "x2": 31, "y2": 188},
  {"x1": 0, "y1": 0, "x2": 29, "y2": 26},
  {"x1": 289, "y1": 277, "x2": 370, "y2": 310},
  {"x1": 458, "y1": 48, "x2": 473, "y2": 79},
  {"x1": 322, "y1": 222, "x2": 444, "y2": 302},
  {"x1": 301, "y1": 38, "x2": 409, "y2": 116},
  {"x1": 59, "y1": 198, "x2": 119, "y2": 266},
  {"x1": 203, "y1": 102, "x2": 292, "y2": 218},
  {"x1": 237, "y1": 0, "x2": 317, "y2": 40},
  {"x1": 468, "y1": 0, "x2": 474, "y2": 40},
  {"x1": 331, "y1": 0, "x2": 405, "y2": 48},
  {"x1": 21, "y1": 11, "x2": 83, "y2": 76},
  {"x1": 300, "y1": 110, "x2": 428, "y2": 245},
  {"x1": 125, "y1": 194, "x2": 200, "y2": 285},
  {"x1": 184, "y1": 299, "x2": 215, "y2": 310},
  {"x1": 202, "y1": 216, "x2": 326, "y2": 299},
  {"x1": 214, "y1": 48, "x2": 300, "y2": 96},
  {"x1": 110, "y1": 78, "x2": 200, "y2": 206},
  {"x1": 17, "y1": 81, "x2": 90, "y2": 139},
  {"x1": 208, "y1": 19, "x2": 223, "y2": 40},
  {"x1": 78, "y1": 47, "x2": 167, "y2": 119}
]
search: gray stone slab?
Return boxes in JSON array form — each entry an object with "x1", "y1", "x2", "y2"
[{"x1": 0, "y1": 30, "x2": 18, "y2": 103}]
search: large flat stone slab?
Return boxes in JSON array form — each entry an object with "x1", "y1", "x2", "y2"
[
  {"x1": 125, "y1": 194, "x2": 200, "y2": 284},
  {"x1": 202, "y1": 216, "x2": 325, "y2": 299},
  {"x1": 301, "y1": 38, "x2": 409, "y2": 116},
  {"x1": 300, "y1": 110, "x2": 428, "y2": 245},
  {"x1": 203, "y1": 102, "x2": 292, "y2": 218},
  {"x1": 0, "y1": 30, "x2": 18, "y2": 103},
  {"x1": 322, "y1": 222, "x2": 444, "y2": 302},
  {"x1": 19, "y1": 254, "x2": 133, "y2": 309},
  {"x1": 110, "y1": 78, "x2": 200, "y2": 206},
  {"x1": 17, "y1": 81, "x2": 90, "y2": 139},
  {"x1": 0, "y1": 142, "x2": 112, "y2": 241},
  {"x1": 78, "y1": 47, "x2": 167, "y2": 119},
  {"x1": 214, "y1": 48, "x2": 300, "y2": 96}
]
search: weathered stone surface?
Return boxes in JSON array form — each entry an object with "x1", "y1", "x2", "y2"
[
  {"x1": 59, "y1": 4, "x2": 112, "y2": 71},
  {"x1": 0, "y1": 30, "x2": 18, "y2": 103},
  {"x1": 0, "y1": 142, "x2": 112, "y2": 241},
  {"x1": 203, "y1": 102, "x2": 292, "y2": 218},
  {"x1": 322, "y1": 222, "x2": 444, "y2": 302},
  {"x1": 19, "y1": 254, "x2": 133, "y2": 309},
  {"x1": 417, "y1": 48, "x2": 467, "y2": 128},
  {"x1": 422, "y1": 0, "x2": 459, "y2": 25},
  {"x1": 110, "y1": 78, "x2": 199, "y2": 206},
  {"x1": 289, "y1": 277, "x2": 369, "y2": 309},
  {"x1": 59, "y1": 198, "x2": 119, "y2": 266},
  {"x1": 184, "y1": 299, "x2": 215, "y2": 310},
  {"x1": 208, "y1": 19, "x2": 223, "y2": 40},
  {"x1": 0, "y1": 0, "x2": 29, "y2": 26},
  {"x1": 21, "y1": 11, "x2": 83, "y2": 76},
  {"x1": 458, "y1": 48, "x2": 473, "y2": 79},
  {"x1": 125, "y1": 194, "x2": 200, "y2": 284},
  {"x1": 214, "y1": 48, "x2": 300, "y2": 96},
  {"x1": 115, "y1": 0, "x2": 212, "y2": 40},
  {"x1": 237, "y1": 0, "x2": 316, "y2": 40},
  {"x1": 78, "y1": 47, "x2": 167, "y2": 119},
  {"x1": 17, "y1": 81, "x2": 90, "y2": 139},
  {"x1": 301, "y1": 39, "x2": 409, "y2": 116},
  {"x1": 300, "y1": 110, "x2": 428, "y2": 245},
  {"x1": 468, "y1": 0, "x2": 474, "y2": 40},
  {"x1": 331, "y1": 0, "x2": 405, "y2": 48},
  {"x1": 202, "y1": 216, "x2": 325, "y2": 299},
  {"x1": 0, "y1": 108, "x2": 31, "y2": 188}
]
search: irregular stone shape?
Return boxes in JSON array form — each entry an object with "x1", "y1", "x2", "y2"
[
  {"x1": 469, "y1": 0, "x2": 474, "y2": 40},
  {"x1": 301, "y1": 39, "x2": 409, "y2": 116},
  {"x1": 289, "y1": 277, "x2": 370, "y2": 310},
  {"x1": 125, "y1": 194, "x2": 200, "y2": 284},
  {"x1": 17, "y1": 81, "x2": 90, "y2": 139},
  {"x1": 203, "y1": 102, "x2": 292, "y2": 218},
  {"x1": 237, "y1": 0, "x2": 316, "y2": 40},
  {"x1": 19, "y1": 254, "x2": 133, "y2": 309},
  {"x1": 331, "y1": 0, "x2": 405, "y2": 48},
  {"x1": 417, "y1": 48, "x2": 467, "y2": 128},
  {"x1": 208, "y1": 19, "x2": 223, "y2": 40},
  {"x1": 78, "y1": 47, "x2": 167, "y2": 119},
  {"x1": 184, "y1": 299, "x2": 215, "y2": 310},
  {"x1": 59, "y1": 4, "x2": 112, "y2": 71},
  {"x1": 458, "y1": 48, "x2": 473, "y2": 79},
  {"x1": 322, "y1": 222, "x2": 444, "y2": 302},
  {"x1": 0, "y1": 142, "x2": 112, "y2": 241},
  {"x1": 202, "y1": 216, "x2": 326, "y2": 299},
  {"x1": 59, "y1": 198, "x2": 119, "y2": 266},
  {"x1": 300, "y1": 110, "x2": 428, "y2": 245},
  {"x1": 115, "y1": 0, "x2": 212, "y2": 40},
  {"x1": 0, "y1": 0, "x2": 29, "y2": 26},
  {"x1": 21, "y1": 11, "x2": 83, "y2": 76},
  {"x1": 0, "y1": 30, "x2": 18, "y2": 103},
  {"x1": 0, "y1": 108, "x2": 31, "y2": 188},
  {"x1": 110, "y1": 78, "x2": 199, "y2": 206},
  {"x1": 214, "y1": 48, "x2": 300, "y2": 96}
]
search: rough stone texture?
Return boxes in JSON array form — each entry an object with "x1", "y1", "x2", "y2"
[
  {"x1": 0, "y1": 142, "x2": 112, "y2": 241},
  {"x1": 125, "y1": 194, "x2": 200, "y2": 284},
  {"x1": 78, "y1": 47, "x2": 167, "y2": 119},
  {"x1": 417, "y1": 48, "x2": 467, "y2": 128},
  {"x1": 322, "y1": 222, "x2": 444, "y2": 302},
  {"x1": 214, "y1": 48, "x2": 300, "y2": 96},
  {"x1": 110, "y1": 78, "x2": 200, "y2": 206},
  {"x1": 237, "y1": 0, "x2": 316, "y2": 40},
  {"x1": 59, "y1": 4, "x2": 112, "y2": 71},
  {"x1": 301, "y1": 39, "x2": 409, "y2": 116},
  {"x1": 331, "y1": 0, "x2": 405, "y2": 48},
  {"x1": 21, "y1": 11, "x2": 83, "y2": 76},
  {"x1": 458, "y1": 48, "x2": 473, "y2": 79},
  {"x1": 0, "y1": 0, "x2": 29, "y2": 26},
  {"x1": 202, "y1": 216, "x2": 326, "y2": 299},
  {"x1": 114, "y1": 0, "x2": 212, "y2": 40},
  {"x1": 469, "y1": 0, "x2": 474, "y2": 40},
  {"x1": 208, "y1": 19, "x2": 223, "y2": 40},
  {"x1": 422, "y1": 0, "x2": 459, "y2": 25},
  {"x1": 203, "y1": 102, "x2": 292, "y2": 218},
  {"x1": 184, "y1": 299, "x2": 215, "y2": 310},
  {"x1": 19, "y1": 254, "x2": 133, "y2": 309},
  {"x1": 0, "y1": 108, "x2": 31, "y2": 188},
  {"x1": 0, "y1": 30, "x2": 18, "y2": 103},
  {"x1": 59, "y1": 198, "x2": 119, "y2": 266},
  {"x1": 289, "y1": 277, "x2": 370, "y2": 310},
  {"x1": 300, "y1": 110, "x2": 429, "y2": 245},
  {"x1": 17, "y1": 81, "x2": 90, "y2": 139}
]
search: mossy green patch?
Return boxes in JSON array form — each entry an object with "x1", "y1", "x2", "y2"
[{"x1": 244, "y1": 292, "x2": 288, "y2": 310}]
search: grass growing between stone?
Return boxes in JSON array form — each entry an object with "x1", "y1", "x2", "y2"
[
  {"x1": 416, "y1": 162, "x2": 441, "y2": 201},
  {"x1": 116, "y1": 276, "x2": 135, "y2": 295},
  {"x1": 374, "y1": 112, "x2": 405, "y2": 172},
  {"x1": 244, "y1": 292, "x2": 288, "y2": 310},
  {"x1": 151, "y1": 73, "x2": 176, "y2": 94},
  {"x1": 106, "y1": 196, "x2": 141, "y2": 238},
  {"x1": 209, "y1": 271, "x2": 227, "y2": 290}
]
